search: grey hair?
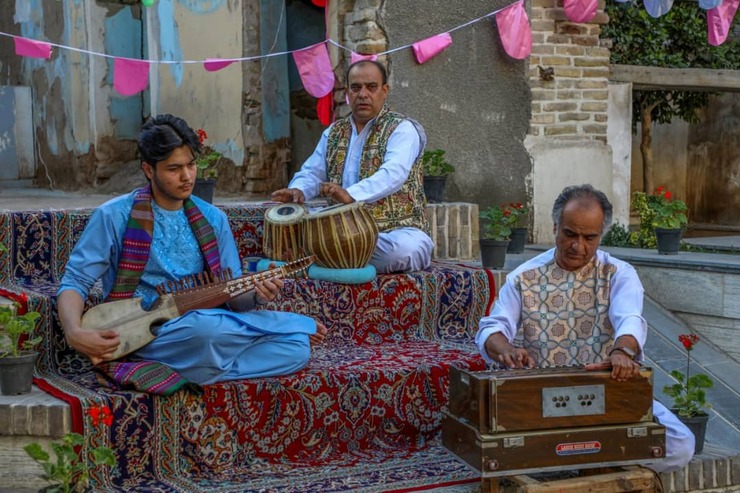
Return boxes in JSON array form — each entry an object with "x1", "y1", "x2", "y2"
[{"x1": 551, "y1": 184, "x2": 613, "y2": 232}]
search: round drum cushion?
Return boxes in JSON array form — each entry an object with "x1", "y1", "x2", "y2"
[{"x1": 256, "y1": 259, "x2": 376, "y2": 284}]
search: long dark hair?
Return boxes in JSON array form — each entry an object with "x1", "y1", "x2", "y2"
[{"x1": 137, "y1": 114, "x2": 200, "y2": 166}]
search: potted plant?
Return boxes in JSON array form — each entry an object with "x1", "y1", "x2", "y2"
[
  {"x1": 631, "y1": 186, "x2": 688, "y2": 255},
  {"x1": 0, "y1": 300, "x2": 42, "y2": 395},
  {"x1": 192, "y1": 128, "x2": 221, "y2": 203},
  {"x1": 479, "y1": 204, "x2": 518, "y2": 269},
  {"x1": 662, "y1": 333, "x2": 713, "y2": 454},
  {"x1": 421, "y1": 149, "x2": 455, "y2": 203},
  {"x1": 25, "y1": 403, "x2": 117, "y2": 492},
  {"x1": 506, "y1": 202, "x2": 529, "y2": 254}
]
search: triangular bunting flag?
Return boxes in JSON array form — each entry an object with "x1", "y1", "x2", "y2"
[
  {"x1": 496, "y1": 1, "x2": 532, "y2": 60},
  {"x1": 292, "y1": 42, "x2": 334, "y2": 98},
  {"x1": 317, "y1": 92, "x2": 333, "y2": 126},
  {"x1": 644, "y1": 0, "x2": 675, "y2": 18},
  {"x1": 563, "y1": 0, "x2": 599, "y2": 23},
  {"x1": 113, "y1": 58, "x2": 150, "y2": 96},
  {"x1": 350, "y1": 52, "x2": 378, "y2": 64},
  {"x1": 204, "y1": 58, "x2": 236, "y2": 72},
  {"x1": 412, "y1": 33, "x2": 452, "y2": 64},
  {"x1": 14, "y1": 37, "x2": 52, "y2": 59},
  {"x1": 707, "y1": 0, "x2": 740, "y2": 45},
  {"x1": 699, "y1": 0, "x2": 722, "y2": 10}
]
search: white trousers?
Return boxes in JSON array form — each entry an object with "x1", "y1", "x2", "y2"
[
  {"x1": 371, "y1": 227, "x2": 434, "y2": 273},
  {"x1": 647, "y1": 400, "x2": 696, "y2": 473}
]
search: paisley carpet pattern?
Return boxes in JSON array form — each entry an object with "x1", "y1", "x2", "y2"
[{"x1": 0, "y1": 206, "x2": 494, "y2": 492}]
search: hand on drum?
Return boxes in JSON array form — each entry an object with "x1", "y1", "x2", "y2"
[
  {"x1": 253, "y1": 277, "x2": 284, "y2": 305},
  {"x1": 271, "y1": 188, "x2": 305, "y2": 204},
  {"x1": 320, "y1": 182, "x2": 354, "y2": 204}
]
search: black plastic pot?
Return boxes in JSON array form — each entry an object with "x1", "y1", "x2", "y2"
[
  {"x1": 423, "y1": 176, "x2": 447, "y2": 203},
  {"x1": 655, "y1": 228, "x2": 682, "y2": 255},
  {"x1": 0, "y1": 351, "x2": 38, "y2": 395},
  {"x1": 193, "y1": 179, "x2": 216, "y2": 203},
  {"x1": 480, "y1": 239, "x2": 510, "y2": 269},
  {"x1": 507, "y1": 228, "x2": 528, "y2": 254}
]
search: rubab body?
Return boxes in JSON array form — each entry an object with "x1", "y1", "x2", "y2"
[{"x1": 80, "y1": 256, "x2": 315, "y2": 359}]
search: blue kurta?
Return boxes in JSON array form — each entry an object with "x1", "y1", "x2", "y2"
[{"x1": 59, "y1": 191, "x2": 316, "y2": 384}]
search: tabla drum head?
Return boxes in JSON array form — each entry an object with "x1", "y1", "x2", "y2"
[{"x1": 265, "y1": 203, "x2": 307, "y2": 224}]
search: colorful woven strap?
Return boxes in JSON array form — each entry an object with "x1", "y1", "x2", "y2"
[
  {"x1": 94, "y1": 361, "x2": 202, "y2": 396},
  {"x1": 108, "y1": 186, "x2": 221, "y2": 300}
]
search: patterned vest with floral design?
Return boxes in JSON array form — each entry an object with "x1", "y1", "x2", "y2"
[
  {"x1": 325, "y1": 106, "x2": 428, "y2": 233},
  {"x1": 515, "y1": 256, "x2": 618, "y2": 367}
]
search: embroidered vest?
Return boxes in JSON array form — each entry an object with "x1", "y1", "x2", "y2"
[
  {"x1": 515, "y1": 257, "x2": 617, "y2": 367},
  {"x1": 325, "y1": 106, "x2": 429, "y2": 233}
]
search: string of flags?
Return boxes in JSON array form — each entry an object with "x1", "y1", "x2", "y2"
[{"x1": 2, "y1": 0, "x2": 737, "y2": 106}]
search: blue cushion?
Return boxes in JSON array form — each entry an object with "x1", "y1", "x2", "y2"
[{"x1": 257, "y1": 259, "x2": 376, "y2": 284}]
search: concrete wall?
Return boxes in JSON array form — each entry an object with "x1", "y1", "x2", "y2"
[
  {"x1": 636, "y1": 264, "x2": 740, "y2": 363},
  {"x1": 526, "y1": 137, "x2": 613, "y2": 243},
  {"x1": 607, "y1": 82, "x2": 633, "y2": 229},
  {"x1": 145, "y1": 0, "x2": 245, "y2": 166},
  {"x1": 0, "y1": 86, "x2": 34, "y2": 181}
]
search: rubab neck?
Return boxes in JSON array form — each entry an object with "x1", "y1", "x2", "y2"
[{"x1": 156, "y1": 257, "x2": 314, "y2": 316}]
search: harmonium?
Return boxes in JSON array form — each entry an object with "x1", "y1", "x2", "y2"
[{"x1": 442, "y1": 365, "x2": 666, "y2": 477}]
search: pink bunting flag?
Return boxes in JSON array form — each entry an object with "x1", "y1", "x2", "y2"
[
  {"x1": 113, "y1": 58, "x2": 150, "y2": 96},
  {"x1": 204, "y1": 58, "x2": 236, "y2": 72},
  {"x1": 563, "y1": 0, "x2": 598, "y2": 23},
  {"x1": 412, "y1": 33, "x2": 452, "y2": 64},
  {"x1": 14, "y1": 37, "x2": 52, "y2": 59},
  {"x1": 292, "y1": 42, "x2": 334, "y2": 98},
  {"x1": 707, "y1": 0, "x2": 740, "y2": 46},
  {"x1": 350, "y1": 52, "x2": 378, "y2": 64},
  {"x1": 496, "y1": 1, "x2": 532, "y2": 60}
]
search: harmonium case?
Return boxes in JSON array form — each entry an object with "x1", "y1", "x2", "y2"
[
  {"x1": 448, "y1": 365, "x2": 655, "y2": 434},
  {"x1": 442, "y1": 414, "x2": 666, "y2": 477},
  {"x1": 443, "y1": 365, "x2": 665, "y2": 476}
]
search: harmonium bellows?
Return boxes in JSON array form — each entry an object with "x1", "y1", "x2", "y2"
[{"x1": 443, "y1": 365, "x2": 666, "y2": 477}]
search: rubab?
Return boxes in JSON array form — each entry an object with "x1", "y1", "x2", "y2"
[{"x1": 80, "y1": 256, "x2": 315, "y2": 360}]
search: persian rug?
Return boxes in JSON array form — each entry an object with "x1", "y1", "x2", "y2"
[{"x1": 2, "y1": 208, "x2": 495, "y2": 491}]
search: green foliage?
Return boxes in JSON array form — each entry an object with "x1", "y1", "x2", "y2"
[
  {"x1": 480, "y1": 204, "x2": 519, "y2": 240},
  {"x1": 0, "y1": 303, "x2": 41, "y2": 358},
  {"x1": 421, "y1": 149, "x2": 455, "y2": 177},
  {"x1": 631, "y1": 187, "x2": 689, "y2": 248},
  {"x1": 195, "y1": 128, "x2": 220, "y2": 180},
  {"x1": 663, "y1": 334, "x2": 714, "y2": 417},
  {"x1": 601, "y1": 222, "x2": 639, "y2": 248},
  {"x1": 663, "y1": 371, "x2": 714, "y2": 418},
  {"x1": 602, "y1": 0, "x2": 740, "y2": 130},
  {"x1": 25, "y1": 405, "x2": 117, "y2": 492}
]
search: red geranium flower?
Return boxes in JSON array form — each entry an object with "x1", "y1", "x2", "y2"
[
  {"x1": 197, "y1": 128, "x2": 208, "y2": 145},
  {"x1": 87, "y1": 404, "x2": 113, "y2": 427},
  {"x1": 678, "y1": 333, "x2": 699, "y2": 350}
]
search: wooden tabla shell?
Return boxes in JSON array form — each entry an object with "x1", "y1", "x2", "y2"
[
  {"x1": 302, "y1": 202, "x2": 379, "y2": 269},
  {"x1": 262, "y1": 203, "x2": 307, "y2": 261}
]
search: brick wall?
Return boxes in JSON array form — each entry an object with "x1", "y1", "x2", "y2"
[
  {"x1": 528, "y1": 0, "x2": 611, "y2": 142},
  {"x1": 426, "y1": 203, "x2": 480, "y2": 261}
]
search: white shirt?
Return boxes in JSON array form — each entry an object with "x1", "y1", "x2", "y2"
[
  {"x1": 475, "y1": 248, "x2": 648, "y2": 364},
  {"x1": 289, "y1": 116, "x2": 422, "y2": 203}
]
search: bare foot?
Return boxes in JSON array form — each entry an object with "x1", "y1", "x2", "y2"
[{"x1": 310, "y1": 322, "x2": 328, "y2": 347}]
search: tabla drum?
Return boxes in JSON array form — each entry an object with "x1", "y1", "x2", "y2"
[
  {"x1": 302, "y1": 202, "x2": 379, "y2": 269},
  {"x1": 262, "y1": 203, "x2": 307, "y2": 261}
]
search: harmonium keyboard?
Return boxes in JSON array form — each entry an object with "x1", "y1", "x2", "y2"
[{"x1": 442, "y1": 365, "x2": 666, "y2": 477}]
